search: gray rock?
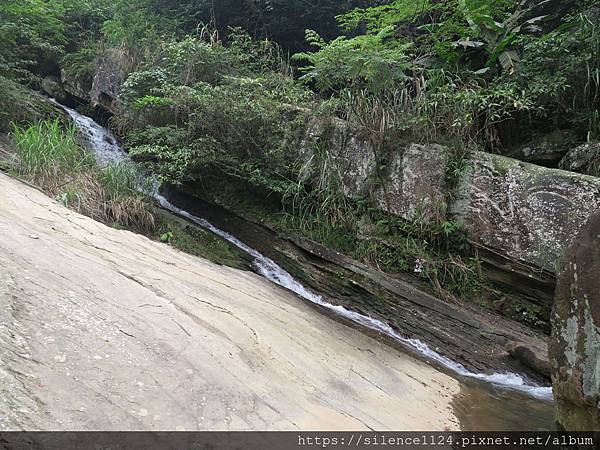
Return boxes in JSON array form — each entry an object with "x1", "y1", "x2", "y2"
[
  {"x1": 299, "y1": 116, "x2": 377, "y2": 199},
  {"x1": 41, "y1": 76, "x2": 67, "y2": 102},
  {"x1": 509, "y1": 130, "x2": 576, "y2": 167},
  {"x1": 61, "y1": 69, "x2": 92, "y2": 102},
  {"x1": 550, "y1": 212, "x2": 600, "y2": 431},
  {"x1": 0, "y1": 172, "x2": 460, "y2": 431},
  {"x1": 90, "y1": 48, "x2": 132, "y2": 113},
  {"x1": 376, "y1": 143, "x2": 448, "y2": 221},
  {"x1": 559, "y1": 141, "x2": 600, "y2": 176},
  {"x1": 506, "y1": 341, "x2": 551, "y2": 379},
  {"x1": 451, "y1": 151, "x2": 600, "y2": 272}
]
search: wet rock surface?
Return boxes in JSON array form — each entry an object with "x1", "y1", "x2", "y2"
[
  {"x1": 61, "y1": 70, "x2": 92, "y2": 103},
  {"x1": 506, "y1": 342, "x2": 551, "y2": 379},
  {"x1": 41, "y1": 76, "x2": 68, "y2": 103},
  {"x1": 550, "y1": 211, "x2": 600, "y2": 431}
]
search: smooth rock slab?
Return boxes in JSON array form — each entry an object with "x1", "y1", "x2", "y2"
[{"x1": 0, "y1": 172, "x2": 458, "y2": 431}]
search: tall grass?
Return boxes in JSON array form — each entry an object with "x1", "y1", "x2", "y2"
[
  {"x1": 11, "y1": 120, "x2": 155, "y2": 232},
  {"x1": 12, "y1": 119, "x2": 94, "y2": 183}
]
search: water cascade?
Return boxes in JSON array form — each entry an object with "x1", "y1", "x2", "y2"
[{"x1": 56, "y1": 100, "x2": 553, "y2": 401}]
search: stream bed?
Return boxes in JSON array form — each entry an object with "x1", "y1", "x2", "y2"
[{"x1": 55, "y1": 100, "x2": 556, "y2": 431}]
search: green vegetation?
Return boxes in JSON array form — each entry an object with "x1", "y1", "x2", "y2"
[
  {"x1": 1, "y1": 0, "x2": 598, "y2": 304},
  {"x1": 7, "y1": 118, "x2": 250, "y2": 269},
  {"x1": 296, "y1": 0, "x2": 600, "y2": 147},
  {"x1": 194, "y1": 176, "x2": 481, "y2": 300},
  {"x1": 11, "y1": 119, "x2": 155, "y2": 232},
  {"x1": 153, "y1": 210, "x2": 252, "y2": 270},
  {"x1": 0, "y1": 76, "x2": 62, "y2": 132}
]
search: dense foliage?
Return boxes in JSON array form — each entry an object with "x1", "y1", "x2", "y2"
[{"x1": 296, "y1": 0, "x2": 600, "y2": 146}]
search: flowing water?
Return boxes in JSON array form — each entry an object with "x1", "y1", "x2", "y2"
[{"x1": 55, "y1": 101, "x2": 555, "y2": 430}]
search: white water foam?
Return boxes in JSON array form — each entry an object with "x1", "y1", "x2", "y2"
[
  {"x1": 49, "y1": 99, "x2": 126, "y2": 166},
  {"x1": 57, "y1": 101, "x2": 554, "y2": 401}
]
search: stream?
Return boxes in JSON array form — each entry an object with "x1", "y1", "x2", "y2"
[{"x1": 56, "y1": 100, "x2": 556, "y2": 430}]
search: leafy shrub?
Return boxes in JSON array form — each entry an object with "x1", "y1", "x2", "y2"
[
  {"x1": 118, "y1": 32, "x2": 312, "y2": 191},
  {"x1": 294, "y1": 28, "x2": 413, "y2": 95},
  {"x1": 0, "y1": 0, "x2": 66, "y2": 81}
]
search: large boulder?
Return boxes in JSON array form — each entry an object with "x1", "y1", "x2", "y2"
[
  {"x1": 451, "y1": 152, "x2": 600, "y2": 272},
  {"x1": 90, "y1": 48, "x2": 132, "y2": 113},
  {"x1": 508, "y1": 130, "x2": 576, "y2": 167},
  {"x1": 559, "y1": 142, "x2": 600, "y2": 177},
  {"x1": 506, "y1": 341, "x2": 551, "y2": 379},
  {"x1": 550, "y1": 212, "x2": 600, "y2": 431},
  {"x1": 299, "y1": 118, "x2": 449, "y2": 220},
  {"x1": 375, "y1": 143, "x2": 449, "y2": 221},
  {"x1": 61, "y1": 69, "x2": 92, "y2": 102},
  {"x1": 41, "y1": 76, "x2": 67, "y2": 103}
]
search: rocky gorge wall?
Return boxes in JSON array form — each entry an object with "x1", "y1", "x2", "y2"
[
  {"x1": 56, "y1": 59, "x2": 600, "y2": 329},
  {"x1": 46, "y1": 47, "x2": 600, "y2": 430},
  {"x1": 299, "y1": 115, "x2": 600, "y2": 327}
]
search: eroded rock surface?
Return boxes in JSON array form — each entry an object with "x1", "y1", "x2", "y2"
[
  {"x1": 299, "y1": 116, "x2": 377, "y2": 199},
  {"x1": 0, "y1": 172, "x2": 459, "y2": 431},
  {"x1": 452, "y1": 151, "x2": 600, "y2": 272},
  {"x1": 375, "y1": 143, "x2": 448, "y2": 221},
  {"x1": 560, "y1": 142, "x2": 600, "y2": 177},
  {"x1": 41, "y1": 76, "x2": 67, "y2": 103},
  {"x1": 90, "y1": 49, "x2": 132, "y2": 113},
  {"x1": 508, "y1": 130, "x2": 576, "y2": 167},
  {"x1": 550, "y1": 212, "x2": 600, "y2": 431},
  {"x1": 61, "y1": 70, "x2": 92, "y2": 103}
]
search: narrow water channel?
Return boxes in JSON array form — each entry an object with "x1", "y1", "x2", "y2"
[{"x1": 54, "y1": 100, "x2": 556, "y2": 430}]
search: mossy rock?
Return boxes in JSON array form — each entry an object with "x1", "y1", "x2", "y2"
[
  {"x1": 153, "y1": 209, "x2": 253, "y2": 271},
  {"x1": 0, "y1": 76, "x2": 66, "y2": 132}
]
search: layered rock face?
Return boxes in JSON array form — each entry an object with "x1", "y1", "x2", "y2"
[
  {"x1": 299, "y1": 117, "x2": 600, "y2": 329},
  {"x1": 550, "y1": 212, "x2": 600, "y2": 431},
  {"x1": 53, "y1": 50, "x2": 600, "y2": 331}
]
